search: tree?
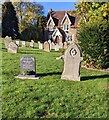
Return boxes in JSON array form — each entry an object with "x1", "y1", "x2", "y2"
[
  {"x1": 75, "y1": 2, "x2": 109, "y2": 69},
  {"x1": 37, "y1": 16, "x2": 46, "y2": 42},
  {"x1": 13, "y1": 2, "x2": 44, "y2": 33},
  {"x1": 2, "y1": 2, "x2": 19, "y2": 39}
]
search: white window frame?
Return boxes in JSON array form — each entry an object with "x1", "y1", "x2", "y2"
[{"x1": 64, "y1": 24, "x2": 69, "y2": 31}]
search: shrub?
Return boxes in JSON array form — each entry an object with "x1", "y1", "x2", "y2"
[{"x1": 78, "y1": 18, "x2": 109, "y2": 69}]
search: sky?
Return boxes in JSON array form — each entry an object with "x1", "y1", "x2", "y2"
[{"x1": 38, "y1": 2, "x2": 76, "y2": 16}]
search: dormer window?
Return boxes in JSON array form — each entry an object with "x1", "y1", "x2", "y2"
[
  {"x1": 64, "y1": 24, "x2": 69, "y2": 31},
  {"x1": 49, "y1": 25, "x2": 53, "y2": 31}
]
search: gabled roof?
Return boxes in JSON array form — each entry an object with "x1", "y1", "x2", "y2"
[
  {"x1": 52, "y1": 27, "x2": 66, "y2": 39},
  {"x1": 47, "y1": 10, "x2": 79, "y2": 27},
  {"x1": 52, "y1": 11, "x2": 66, "y2": 26},
  {"x1": 47, "y1": 11, "x2": 66, "y2": 26},
  {"x1": 46, "y1": 15, "x2": 55, "y2": 26},
  {"x1": 52, "y1": 27, "x2": 62, "y2": 39},
  {"x1": 61, "y1": 12, "x2": 72, "y2": 25}
]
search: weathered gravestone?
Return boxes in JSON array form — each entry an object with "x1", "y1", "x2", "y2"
[
  {"x1": 7, "y1": 42, "x2": 18, "y2": 53},
  {"x1": 38, "y1": 41, "x2": 43, "y2": 49},
  {"x1": 44, "y1": 41, "x2": 50, "y2": 52},
  {"x1": 30, "y1": 40, "x2": 34, "y2": 48},
  {"x1": 16, "y1": 56, "x2": 39, "y2": 79},
  {"x1": 48, "y1": 40, "x2": 52, "y2": 50},
  {"x1": 16, "y1": 40, "x2": 20, "y2": 46},
  {"x1": 55, "y1": 44, "x2": 59, "y2": 51},
  {"x1": 31, "y1": 40, "x2": 34, "y2": 43},
  {"x1": 63, "y1": 42, "x2": 68, "y2": 49},
  {"x1": 51, "y1": 42, "x2": 55, "y2": 49},
  {"x1": 4, "y1": 36, "x2": 12, "y2": 48},
  {"x1": 59, "y1": 42, "x2": 63, "y2": 49},
  {"x1": 61, "y1": 43, "x2": 83, "y2": 81},
  {"x1": 22, "y1": 41, "x2": 26, "y2": 47}
]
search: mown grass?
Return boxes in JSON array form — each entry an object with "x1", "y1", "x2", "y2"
[{"x1": 1, "y1": 38, "x2": 109, "y2": 119}]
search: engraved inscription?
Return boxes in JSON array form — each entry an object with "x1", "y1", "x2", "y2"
[
  {"x1": 70, "y1": 48, "x2": 77, "y2": 57},
  {"x1": 20, "y1": 56, "x2": 36, "y2": 75}
]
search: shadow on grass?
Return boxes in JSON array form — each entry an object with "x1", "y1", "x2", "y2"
[
  {"x1": 81, "y1": 74, "x2": 109, "y2": 81},
  {"x1": 19, "y1": 51, "x2": 42, "y2": 54},
  {"x1": 2, "y1": 48, "x2": 7, "y2": 52},
  {"x1": 37, "y1": 72, "x2": 62, "y2": 77},
  {"x1": 37, "y1": 72, "x2": 109, "y2": 81}
]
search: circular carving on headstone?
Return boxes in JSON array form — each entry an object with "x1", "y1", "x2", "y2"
[{"x1": 70, "y1": 48, "x2": 77, "y2": 57}]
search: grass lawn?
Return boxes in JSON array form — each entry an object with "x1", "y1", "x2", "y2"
[{"x1": 1, "y1": 38, "x2": 109, "y2": 118}]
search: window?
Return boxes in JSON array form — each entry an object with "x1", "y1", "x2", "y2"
[
  {"x1": 64, "y1": 24, "x2": 68, "y2": 31},
  {"x1": 65, "y1": 35, "x2": 72, "y2": 41},
  {"x1": 49, "y1": 25, "x2": 53, "y2": 31}
]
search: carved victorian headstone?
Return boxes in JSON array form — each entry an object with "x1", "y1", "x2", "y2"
[
  {"x1": 44, "y1": 41, "x2": 50, "y2": 52},
  {"x1": 61, "y1": 43, "x2": 83, "y2": 81},
  {"x1": 7, "y1": 42, "x2": 18, "y2": 53}
]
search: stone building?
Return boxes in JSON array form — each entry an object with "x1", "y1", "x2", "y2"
[{"x1": 45, "y1": 9, "x2": 79, "y2": 44}]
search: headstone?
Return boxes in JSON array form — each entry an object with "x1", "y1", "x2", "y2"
[
  {"x1": 51, "y1": 42, "x2": 55, "y2": 49},
  {"x1": 16, "y1": 40, "x2": 20, "y2": 46},
  {"x1": 38, "y1": 41, "x2": 43, "y2": 50},
  {"x1": 16, "y1": 56, "x2": 40, "y2": 79},
  {"x1": 44, "y1": 41, "x2": 50, "y2": 52},
  {"x1": 7, "y1": 42, "x2": 18, "y2": 53},
  {"x1": 22, "y1": 41, "x2": 26, "y2": 47},
  {"x1": 48, "y1": 40, "x2": 52, "y2": 50},
  {"x1": 4, "y1": 36, "x2": 12, "y2": 48},
  {"x1": 55, "y1": 44, "x2": 59, "y2": 51},
  {"x1": 40, "y1": 43, "x2": 43, "y2": 49},
  {"x1": 72, "y1": 34, "x2": 75, "y2": 42},
  {"x1": 63, "y1": 42, "x2": 68, "y2": 49},
  {"x1": 61, "y1": 42, "x2": 83, "y2": 81},
  {"x1": 59, "y1": 42, "x2": 63, "y2": 49},
  {"x1": 30, "y1": 42, "x2": 34, "y2": 48},
  {"x1": 31, "y1": 40, "x2": 34, "y2": 43}
]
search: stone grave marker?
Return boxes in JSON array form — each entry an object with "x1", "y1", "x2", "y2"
[
  {"x1": 30, "y1": 41, "x2": 34, "y2": 48},
  {"x1": 63, "y1": 42, "x2": 68, "y2": 49},
  {"x1": 40, "y1": 43, "x2": 43, "y2": 49},
  {"x1": 51, "y1": 42, "x2": 55, "y2": 49},
  {"x1": 16, "y1": 56, "x2": 40, "y2": 79},
  {"x1": 7, "y1": 42, "x2": 18, "y2": 53},
  {"x1": 59, "y1": 42, "x2": 63, "y2": 49},
  {"x1": 31, "y1": 40, "x2": 34, "y2": 43},
  {"x1": 61, "y1": 42, "x2": 83, "y2": 81},
  {"x1": 4, "y1": 36, "x2": 12, "y2": 48},
  {"x1": 55, "y1": 44, "x2": 59, "y2": 51},
  {"x1": 38, "y1": 41, "x2": 43, "y2": 49},
  {"x1": 48, "y1": 40, "x2": 52, "y2": 50},
  {"x1": 16, "y1": 40, "x2": 20, "y2": 46},
  {"x1": 22, "y1": 41, "x2": 26, "y2": 47},
  {"x1": 44, "y1": 41, "x2": 50, "y2": 52}
]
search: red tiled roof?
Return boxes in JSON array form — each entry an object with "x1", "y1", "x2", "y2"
[
  {"x1": 52, "y1": 11, "x2": 66, "y2": 26},
  {"x1": 47, "y1": 10, "x2": 79, "y2": 27}
]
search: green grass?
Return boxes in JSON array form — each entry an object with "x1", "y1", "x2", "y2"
[{"x1": 1, "y1": 38, "x2": 109, "y2": 118}]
